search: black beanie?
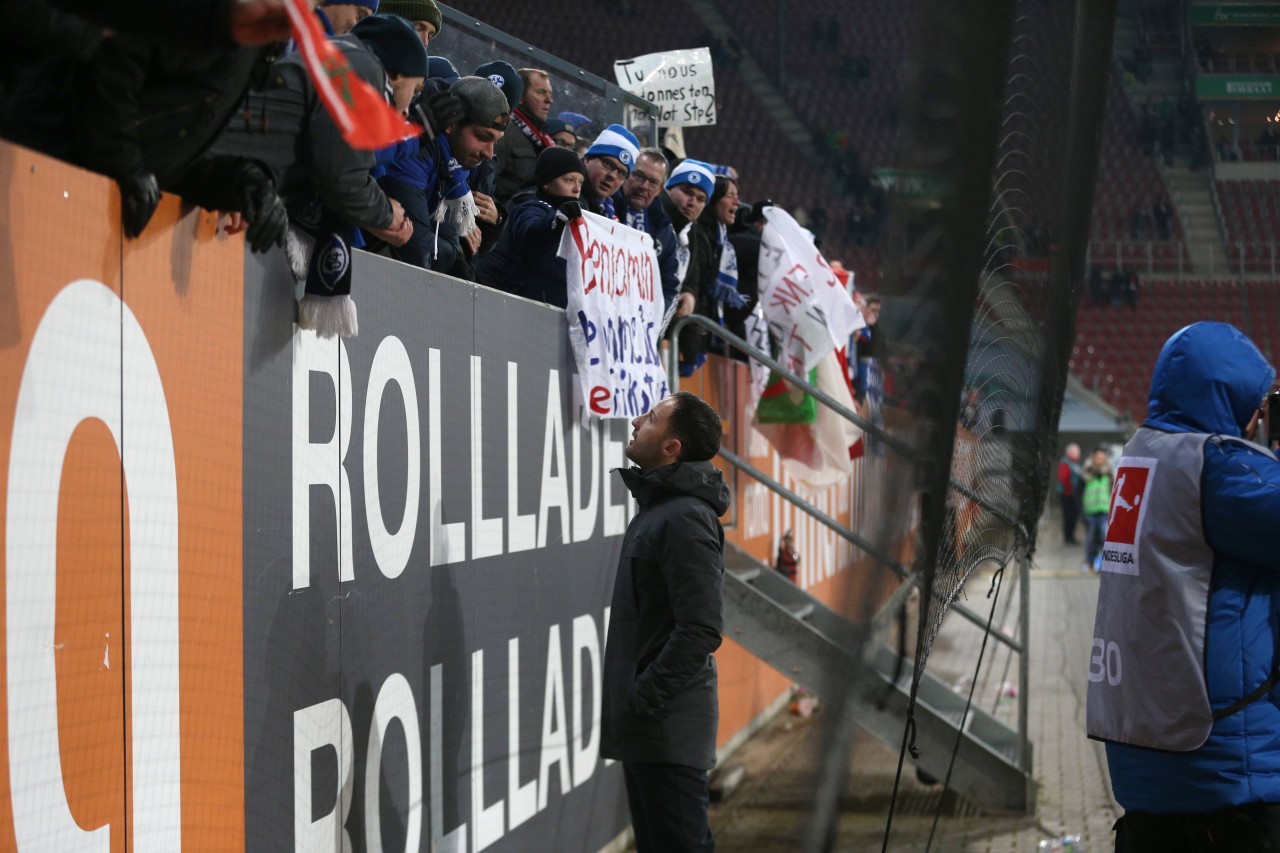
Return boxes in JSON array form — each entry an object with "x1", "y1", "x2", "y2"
[
  {"x1": 451, "y1": 76, "x2": 511, "y2": 130},
  {"x1": 352, "y1": 15, "x2": 428, "y2": 78},
  {"x1": 473, "y1": 60, "x2": 524, "y2": 112},
  {"x1": 534, "y1": 146, "x2": 586, "y2": 188}
]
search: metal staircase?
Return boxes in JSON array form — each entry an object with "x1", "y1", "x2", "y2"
[
  {"x1": 721, "y1": 541, "x2": 1035, "y2": 814},
  {"x1": 669, "y1": 315, "x2": 1035, "y2": 815}
]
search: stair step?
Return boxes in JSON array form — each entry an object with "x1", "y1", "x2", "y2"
[
  {"x1": 732, "y1": 567, "x2": 762, "y2": 583},
  {"x1": 787, "y1": 603, "x2": 816, "y2": 620}
]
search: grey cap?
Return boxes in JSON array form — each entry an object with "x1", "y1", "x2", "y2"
[{"x1": 450, "y1": 76, "x2": 511, "y2": 131}]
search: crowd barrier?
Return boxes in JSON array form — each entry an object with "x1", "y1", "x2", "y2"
[{"x1": 0, "y1": 143, "x2": 868, "y2": 851}]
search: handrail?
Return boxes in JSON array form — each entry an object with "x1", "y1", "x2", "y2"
[
  {"x1": 718, "y1": 447, "x2": 1024, "y2": 654},
  {"x1": 667, "y1": 314, "x2": 927, "y2": 464},
  {"x1": 668, "y1": 313, "x2": 1024, "y2": 533}
]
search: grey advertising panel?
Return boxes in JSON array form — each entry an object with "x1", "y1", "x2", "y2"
[{"x1": 243, "y1": 251, "x2": 633, "y2": 852}]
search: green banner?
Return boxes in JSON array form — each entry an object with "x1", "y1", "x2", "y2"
[
  {"x1": 1191, "y1": 4, "x2": 1280, "y2": 25},
  {"x1": 1196, "y1": 76, "x2": 1280, "y2": 99}
]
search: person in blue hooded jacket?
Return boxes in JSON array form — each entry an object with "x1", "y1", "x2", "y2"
[{"x1": 1087, "y1": 322, "x2": 1280, "y2": 851}]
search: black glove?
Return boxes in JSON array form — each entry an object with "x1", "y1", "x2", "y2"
[
  {"x1": 556, "y1": 200, "x2": 582, "y2": 223},
  {"x1": 412, "y1": 90, "x2": 465, "y2": 140},
  {"x1": 236, "y1": 162, "x2": 287, "y2": 253},
  {"x1": 119, "y1": 172, "x2": 160, "y2": 239}
]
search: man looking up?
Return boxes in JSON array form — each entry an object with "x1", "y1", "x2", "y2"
[{"x1": 602, "y1": 392, "x2": 728, "y2": 853}]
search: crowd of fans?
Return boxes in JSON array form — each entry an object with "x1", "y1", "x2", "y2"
[{"x1": 0, "y1": 0, "x2": 822, "y2": 375}]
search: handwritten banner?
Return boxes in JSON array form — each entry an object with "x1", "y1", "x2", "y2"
[
  {"x1": 561, "y1": 210, "x2": 668, "y2": 419},
  {"x1": 757, "y1": 206, "x2": 865, "y2": 375},
  {"x1": 613, "y1": 48, "x2": 716, "y2": 127}
]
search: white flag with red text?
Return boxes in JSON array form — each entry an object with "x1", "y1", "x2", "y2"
[{"x1": 560, "y1": 210, "x2": 669, "y2": 420}]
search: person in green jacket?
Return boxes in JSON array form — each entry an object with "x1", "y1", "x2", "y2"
[{"x1": 1082, "y1": 445, "x2": 1114, "y2": 572}]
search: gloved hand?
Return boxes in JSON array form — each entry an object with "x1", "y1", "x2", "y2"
[
  {"x1": 236, "y1": 162, "x2": 287, "y2": 253},
  {"x1": 555, "y1": 200, "x2": 583, "y2": 223},
  {"x1": 412, "y1": 90, "x2": 465, "y2": 140},
  {"x1": 119, "y1": 172, "x2": 161, "y2": 239},
  {"x1": 713, "y1": 279, "x2": 747, "y2": 309}
]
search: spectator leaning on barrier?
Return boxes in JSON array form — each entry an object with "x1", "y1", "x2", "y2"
[
  {"x1": 458, "y1": 60, "x2": 523, "y2": 262},
  {"x1": 379, "y1": 75, "x2": 508, "y2": 277},
  {"x1": 614, "y1": 146, "x2": 680, "y2": 309},
  {"x1": 377, "y1": 0, "x2": 441, "y2": 45},
  {"x1": 602, "y1": 391, "x2": 728, "y2": 853},
  {"x1": 316, "y1": 0, "x2": 377, "y2": 36},
  {"x1": 475, "y1": 145, "x2": 585, "y2": 308},
  {"x1": 659, "y1": 159, "x2": 715, "y2": 323},
  {"x1": 680, "y1": 175, "x2": 744, "y2": 377},
  {"x1": 582, "y1": 123, "x2": 640, "y2": 220},
  {"x1": 206, "y1": 13, "x2": 421, "y2": 336},
  {"x1": 493, "y1": 67, "x2": 554, "y2": 205},
  {"x1": 1088, "y1": 322, "x2": 1280, "y2": 852}
]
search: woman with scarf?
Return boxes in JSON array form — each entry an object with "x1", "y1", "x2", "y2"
[
  {"x1": 475, "y1": 146, "x2": 586, "y2": 308},
  {"x1": 679, "y1": 175, "x2": 747, "y2": 377}
]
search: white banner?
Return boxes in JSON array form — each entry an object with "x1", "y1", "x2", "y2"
[
  {"x1": 757, "y1": 206, "x2": 865, "y2": 375},
  {"x1": 561, "y1": 210, "x2": 668, "y2": 420},
  {"x1": 613, "y1": 47, "x2": 716, "y2": 127}
]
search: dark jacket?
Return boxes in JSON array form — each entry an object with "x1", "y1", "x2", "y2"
[
  {"x1": 601, "y1": 461, "x2": 729, "y2": 770},
  {"x1": 678, "y1": 210, "x2": 721, "y2": 368},
  {"x1": 492, "y1": 116, "x2": 544, "y2": 206},
  {"x1": 474, "y1": 188, "x2": 568, "y2": 307},
  {"x1": 613, "y1": 187, "x2": 681, "y2": 308},
  {"x1": 210, "y1": 35, "x2": 393, "y2": 230}
]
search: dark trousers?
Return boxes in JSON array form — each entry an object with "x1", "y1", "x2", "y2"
[
  {"x1": 1115, "y1": 804, "x2": 1280, "y2": 852},
  {"x1": 622, "y1": 762, "x2": 715, "y2": 853},
  {"x1": 1060, "y1": 493, "x2": 1080, "y2": 543}
]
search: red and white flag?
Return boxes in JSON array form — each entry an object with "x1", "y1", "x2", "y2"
[{"x1": 284, "y1": 0, "x2": 418, "y2": 150}]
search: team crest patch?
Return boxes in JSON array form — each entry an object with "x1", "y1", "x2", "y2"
[
  {"x1": 620, "y1": 151, "x2": 632, "y2": 165},
  {"x1": 488, "y1": 74, "x2": 505, "y2": 88},
  {"x1": 689, "y1": 173, "x2": 701, "y2": 183},
  {"x1": 1101, "y1": 457, "x2": 1157, "y2": 576}
]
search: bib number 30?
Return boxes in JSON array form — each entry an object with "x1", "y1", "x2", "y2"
[{"x1": 1089, "y1": 638, "x2": 1122, "y2": 685}]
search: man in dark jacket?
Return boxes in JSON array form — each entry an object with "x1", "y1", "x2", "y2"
[{"x1": 603, "y1": 391, "x2": 728, "y2": 853}]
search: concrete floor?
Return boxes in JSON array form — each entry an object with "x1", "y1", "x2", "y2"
[{"x1": 704, "y1": 530, "x2": 1118, "y2": 852}]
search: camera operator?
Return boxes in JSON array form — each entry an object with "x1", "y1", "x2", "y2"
[{"x1": 1088, "y1": 322, "x2": 1280, "y2": 852}]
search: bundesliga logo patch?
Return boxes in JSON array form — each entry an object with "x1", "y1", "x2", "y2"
[{"x1": 1101, "y1": 457, "x2": 1157, "y2": 576}]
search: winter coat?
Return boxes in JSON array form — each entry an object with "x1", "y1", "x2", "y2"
[
  {"x1": 210, "y1": 35, "x2": 393, "y2": 231},
  {"x1": 1104, "y1": 321, "x2": 1280, "y2": 814},
  {"x1": 492, "y1": 117, "x2": 543, "y2": 206},
  {"x1": 474, "y1": 188, "x2": 569, "y2": 307},
  {"x1": 613, "y1": 188, "x2": 681, "y2": 308},
  {"x1": 601, "y1": 461, "x2": 729, "y2": 770}
]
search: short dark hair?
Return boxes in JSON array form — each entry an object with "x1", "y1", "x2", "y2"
[{"x1": 668, "y1": 392, "x2": 723, "y2": 462}]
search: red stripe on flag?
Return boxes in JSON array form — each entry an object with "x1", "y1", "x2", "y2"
[{"x1": 284, "y1": 0, "x2": 419, "y2": 150}]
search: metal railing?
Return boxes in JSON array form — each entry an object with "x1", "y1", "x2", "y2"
[{"x1": 665, "y1": 313, "x2": 1031, "y2": 660}]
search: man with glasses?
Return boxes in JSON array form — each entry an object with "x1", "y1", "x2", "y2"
[
  {"x1": 1088, "y1": 322, "x2": 1280, "y2": 852},
  {"x1": 614, "y1": 147, "x2": 680, "y2": 310},
  {"x1": 581, "y1": 123, "x2": 640, "y2": 220}
]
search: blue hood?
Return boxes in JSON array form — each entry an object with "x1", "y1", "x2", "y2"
[{"x1": 1144, "y1": 322, "x2": 1274, "y2": 436}]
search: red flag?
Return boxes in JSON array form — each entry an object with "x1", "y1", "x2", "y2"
[{"x1": 284, "y1": 0, "x2": 418, "y2": 150}]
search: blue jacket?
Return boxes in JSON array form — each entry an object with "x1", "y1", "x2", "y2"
[
  {"x1": 1106, "y1": 322, "x2": 1280, "y2": 813},
  {"x1": 613, "y1": 188, "x2": 681, "y2": 308},
  {"x1": 474, "y1": 188, "x2": 569, "y2": 307}
]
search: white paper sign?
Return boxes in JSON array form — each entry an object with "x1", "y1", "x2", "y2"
[
  {"x1": 560, "y1": 210, "x2": 669, "y2": 419},
  {"x1": 757, "y1": 206, "x2": 865, "y2": 375},
  {"x1": 614, "y1": 47, "x2": 716, "y2": 127}
]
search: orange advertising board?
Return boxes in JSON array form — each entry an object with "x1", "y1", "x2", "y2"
[{"x1": 0, "y1": 146, "x2": 244, "y2": 851}]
